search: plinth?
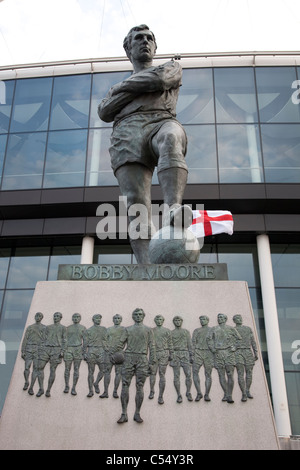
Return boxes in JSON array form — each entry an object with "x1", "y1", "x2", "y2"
[{"x1": 0, "y1": 269, "x2": 279, "y2": 450}]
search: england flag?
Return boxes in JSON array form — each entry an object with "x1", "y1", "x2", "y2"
[{"x1": 188, "y1": 210, "x2": 234, "y2": 238}]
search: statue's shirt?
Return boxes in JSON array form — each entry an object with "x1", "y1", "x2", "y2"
[
  {"x1": 99, "y1": 61, "x2": 182, "y2": 124},
  {"x1": 66, "y1": 324, "x2": 86, "y2": 347},
  {"x1": 44, "y1": 323, "x2": 67, "y2": 348}
]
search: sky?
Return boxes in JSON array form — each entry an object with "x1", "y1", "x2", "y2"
[{"x1": 0, "y1": 0, "x2": 299, "y2": 67}]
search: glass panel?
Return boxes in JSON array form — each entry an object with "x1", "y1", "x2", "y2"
[
  {"x1": 95, "y1": 245, "x2": 132, "y2": 264},
  {"x1": 48, "y1": 246, "x2": 81, "y2": 280},
  {"x1": 184, "y1": 124, "x2": 218, "y2": 183},
  {"x1": 271, "y1": 244, "x2": 300, "y2": 288},
  {"x1": 214, "y1": 67, "x2": 258, "y2": 123},
  {"x1": 261, "y1": 124, "x2": 300, "y2": 183},
  {"x1": 256, "y1": 67, "x2": 300, "y2": 123},
  {"x1": 6, "y1": 247, "x2": 50, "y2": 289},
  {"x1": 177, "y1": 68, "x2": 214, "y2": 124},
  {"x1": 2, "y1": 132, "x2": 47, "y2": 190},
  {"x1": 86, "y1": 128, "x2": 116, "y2": 186},
  {"x1": 217, "y1": 244, "x2": 260, "y2": 287},
  {"x1": 0, "y1": 289, "x2": 33, "y2": 413},
  {"x1": 50, "y1": 74, "x2": 91, "y2": 130},
  {"x1": 0, "y1": 134, "x2": 7, "y2": 179},
  {"x1": 276, "y1": 288, "x2": 300, "y2": 371},
  {"x1": 198, "y1": 242, "x2": 218, "y2": 263},
  {"x1": 0, "y1": 248, "x2": 11, "y2": 289},
  {"x1": 0, "y1": 79, "x2": 15, "y2": 133},
  {"x1": 285, "y1": 372, "x2": 300, "y2": 435},
  {"x1": 43, "y1": 129, "x2": 87, "y2": 188},
  {"x1": 90, "y1": 71, "x2": 131, "y2": 128},
  {"x1": 248, "y1": 288, "x2": 267, "y2": 355},
  {"x1": 10, "y1": 77, "x2": 52, "y2": 132},
  {"x1": 217, "y1": 124, "x2": 263, "y2": 183}
]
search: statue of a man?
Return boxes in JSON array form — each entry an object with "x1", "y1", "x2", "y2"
[
  {"x1": 98, "y1": 24, "x2": 191, "y2": 264},
  {"x1": 149, "y1": 314, "x2": 174, "y2": 404},
  {"x1": 21, "y1": 312, "x2": 46, "y2": 395},
  {"x1": 208, "y1": 313, "x2": 242, "y2": 404},
  {"x1": 100, "y1": 314, "x2": 126, "y2": 399},
  {"x1": 170, "y1": 316, "x2": 194, "y2": 403},
  {"x1": 233, "y1": 314, "x2": 258, "y2": 401},
  {"x1": 83, "y1": 314, "x2": 107, "y2": 398},
  {"x1": 117, "y1": 308, "x2": 156, "y2": 424},
  {"x1": 36, "y1": 312, "x2": 67, "y2": 398},
  {"x1": 63, "y1": 313, "x2": 86, "y2": 396},
  {"x1": 192, "y1": 315, "x2": 214, "y2": 402}
]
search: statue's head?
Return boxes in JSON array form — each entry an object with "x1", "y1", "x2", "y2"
[
  {"x1": 173, "y1": 315, "x2": 183, "y2": 326},
  {"x1": 123, "y1": 24, "x2": 157, "y2": 62},
  {"x1": 132, "y1": 307, "x2": 145, "y2": 323},
  {"x1": 92, "y1": 314, "x2": 102, "y2": 324},
  {"x1": 113, "y1": 314, "x2": 123, "y2": 325},
  {"x1": 72, "y1": 312, "x2": 81, "y2": 323},
  {"x1": 154, "y1": 315, "x2": 165, "y2": 326}
]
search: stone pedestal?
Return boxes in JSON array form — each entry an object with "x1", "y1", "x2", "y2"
[{"x1": 0, "y1": 280, "x2": 279, "y2": 450}]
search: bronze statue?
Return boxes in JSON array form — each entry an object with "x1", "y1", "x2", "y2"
[
  {"x1": 98, "y1": 25, "x2": 192, "y2": 264},
  {"x1": 83, "y1": 314, "x2": 107, "y2": 398},
  {"x1": 233, "y1": 314, "x2": 258, "y2": 401},
  {"x1": 36, "y1": 312, "x2": 67, "y2": 398},
  {"x1": 192, "y1": 315, "x2": 214, "y2": 402},
  {"x1": 101, "y1": 314, "x2": 126, "y2": 399},
  {"x1": 63, "y1": 313, "x2": 86, "y2": 396},
  {"x1": 21, "y1": 312, "x2": 46, "y2": 395},
  {"x1": 149, "y1": 314, "x2": 174, "y2": 404},
  {"x1": 117, "y1": 308, "x2": 156, "y2": 424},
  {"x1": 208, "y1": 313, "x2": 242, "y2": 404},
  {"x1": 170, "y1": 316, "x2": 193, "y2": 403}
]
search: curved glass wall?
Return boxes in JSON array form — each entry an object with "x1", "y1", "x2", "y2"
[
  {"x1": 0, "y1": 65, "x2": 300, "y2": 189},
  {"x1": 0, "y1": 241, "x2": 299, "y2": 434}
]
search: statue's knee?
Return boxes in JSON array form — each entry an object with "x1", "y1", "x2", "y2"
[{"x1": 156, "y1": 124, "x2": 186, "y2": 152}]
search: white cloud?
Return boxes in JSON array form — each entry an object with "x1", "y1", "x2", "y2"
[{"x1": 0, "y1": 0, "x2": 299, "y2": 66}]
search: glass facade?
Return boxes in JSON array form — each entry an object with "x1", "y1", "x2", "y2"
[
  {"x1": 0, "y1": 245, "x2": 82, "y2": 412},
  {"x1": 0, "y1": 62, "x2": 299, "y2": 437},
  {"x1": 1, "y1": 65, "x2": 300, "y2": 189}
]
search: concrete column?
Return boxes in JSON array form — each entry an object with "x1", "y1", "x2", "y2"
[
  {"x1": 81, "y1": 236, "x2": 94, "y2": 264},
  {"x1": 256, "y1": 234, "x2": 291, "y2": 437}
]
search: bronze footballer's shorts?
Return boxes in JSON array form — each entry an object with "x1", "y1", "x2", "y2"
[
  {"x1": 121, "y1": 352, "x2": 149, "y2": 381},
  {"x1": 64, "y1": 345, "x2": 83, "y2": 362},
  {"x1": 193, "y1": 349, "x2": 214, "y2": 368},
  {"x1": 214, "y1": 348, "x2": 236, "y2": 369},
  {"x1": 170, "y1": 350, "x2": 190, "y2": 367},
  {"x1": 39, "y1": 346, "x2": 63, "y2": 365},
  {"x1": 235, "y1": 348, "x2": 256, "y2": 366},
  {"x1": 109, "y1": 112, "x2": 188, "y2": 174},
  {"x1": 86, "y1": 346, "x2": 105, "y2": 363}
]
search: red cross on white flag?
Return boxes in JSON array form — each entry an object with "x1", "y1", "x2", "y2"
[{"x1": 188, "y1": 210, "x2": 234, "y2": 238}]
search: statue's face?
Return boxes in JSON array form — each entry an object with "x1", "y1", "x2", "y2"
[
  {"x1": 132, "y1": 309, "x2": 145, "y2": 323},
  {"x1": 53, "y1": 312, "x2": 62, "y2": 323},
  {"x1": 217, "y1": 314, "x2": 227, "y2": 325},
  {"x1": 173, "y1": 317, "x2": 183, "y2": 327},
  {"x1": 200, "y1": 316, "x2": 208, "y2": 326},
  {"x1": 35, "y1": 312, "x2": 43, "y2": 323},
  {"x1": 234, "y1": 315, "x2": 242, "y2": 325},
  {"x1": 130, "y1": 29, "x2": 156, "y2": 62},
  {"x1": 72, "y1": 313, "x2": 81, "y2": 324},
  {"x1": 93, "y1": 315, "x2": 101, "y2": 325},
  {"x1": 154, "y1": 316, "x2": 164, "y2": 326},
  {"x1": 113, "y1": 315, "x2": 122, "y2": 326}
]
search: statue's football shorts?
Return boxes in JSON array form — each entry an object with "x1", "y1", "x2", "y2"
[{"x1": 109, "y1": 112, "x2": 188, "y2": 174}]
